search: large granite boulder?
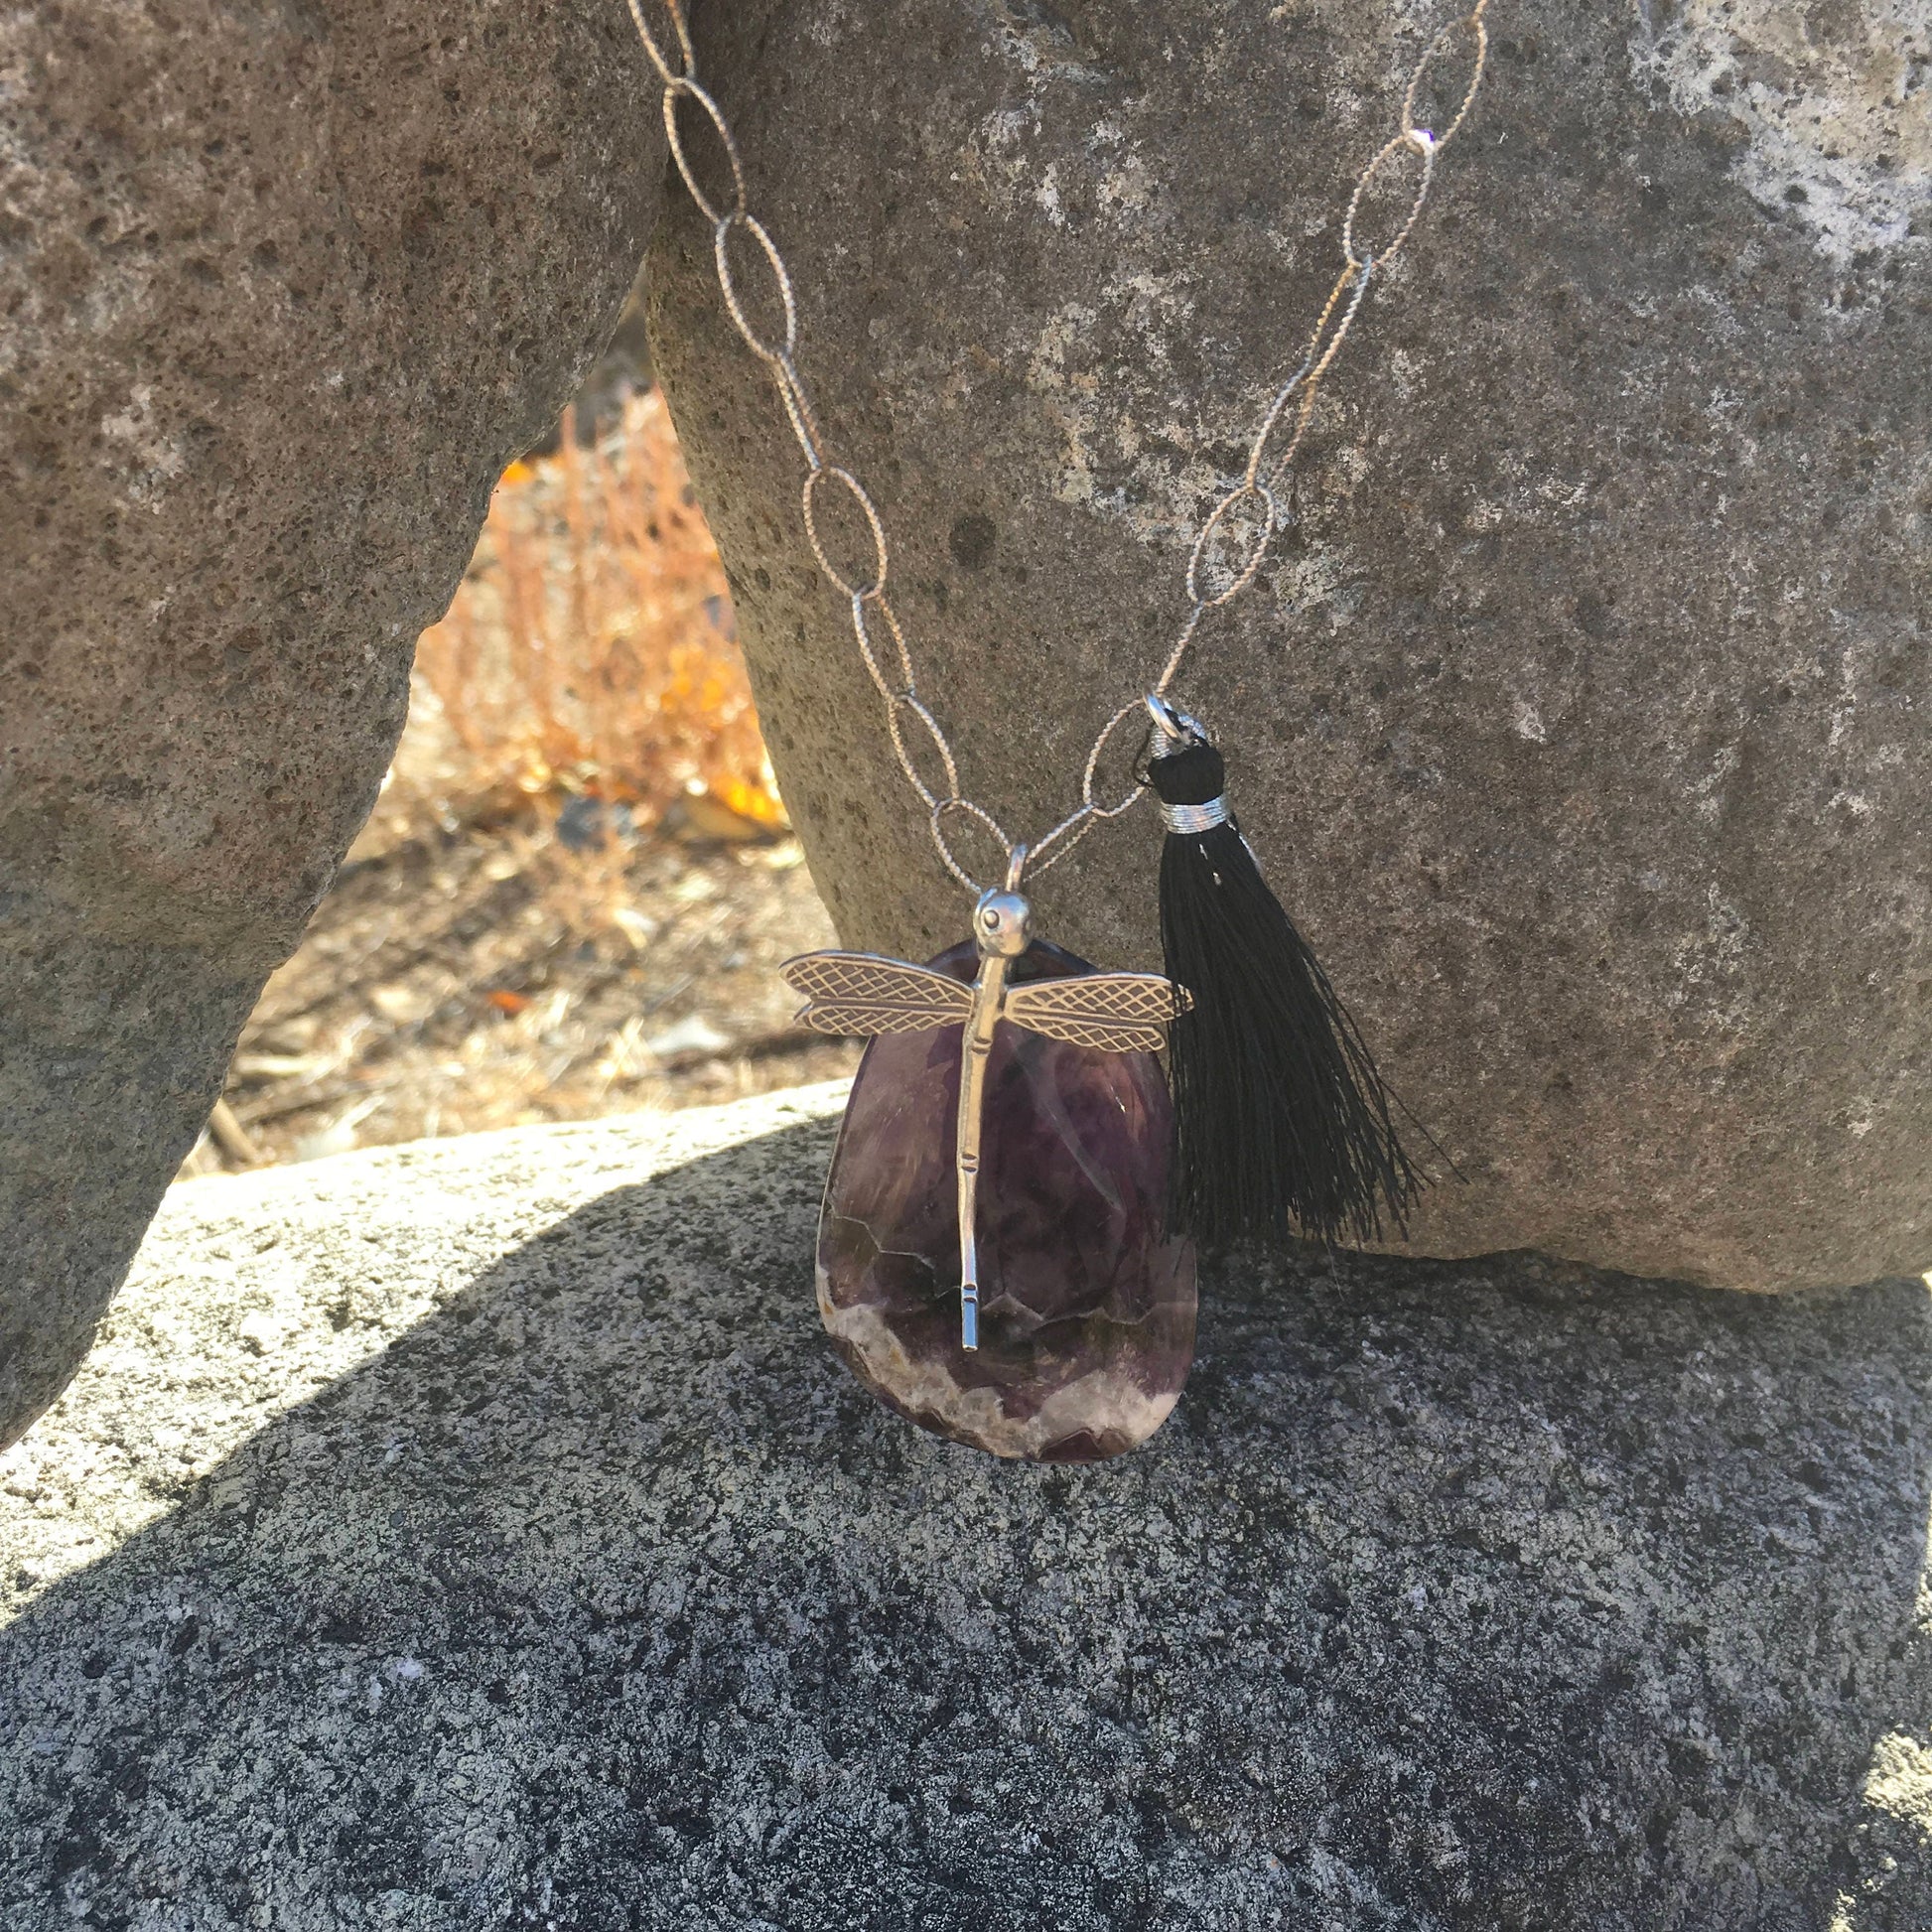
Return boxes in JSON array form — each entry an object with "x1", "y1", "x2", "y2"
[
  {"x1": 648, "y1": 0, "x2": 1932, "y2": 1292},
  {"x1": 0, "y1": 0, "x2": 662, "y2": 1447},
  {"x1": 2, "y1": 1088, "x2": 1930, "y2": 1927}
]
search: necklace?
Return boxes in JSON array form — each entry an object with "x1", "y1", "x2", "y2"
[{"x1": 625, "y1": 0, "x2": 1490, "y2": 1460}]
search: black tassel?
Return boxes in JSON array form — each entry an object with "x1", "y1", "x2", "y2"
[{"x1": 1147, "y1": 723, "x2": 1419, "y2": 1249}]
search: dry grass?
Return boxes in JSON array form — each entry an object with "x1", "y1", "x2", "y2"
[
  {"x1": 356, "y1": 388, "x2": 782, "y2": 861},
  {"x1": 180, "y1": 392, "x2": 857, "y2": 1179}
]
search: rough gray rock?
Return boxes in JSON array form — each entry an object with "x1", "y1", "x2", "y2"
[
  {"x1": 3, "y1": 1086, "x2": 1929, "y2": 1928},
  {"x1": 648, "y1": 0, "x2": 1932, "y2": 1293},
  {"x1": 0, "y1": 0, "x2": 663, "y2": 1447}
]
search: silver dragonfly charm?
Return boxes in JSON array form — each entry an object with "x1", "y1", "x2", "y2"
[{"x1": 781, "y1": 866, "x2": 1189, "y2": 1351}]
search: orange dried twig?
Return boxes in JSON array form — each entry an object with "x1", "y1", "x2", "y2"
[{"x1": 406, "y1": 391, "x2": 783, "y2": 830}]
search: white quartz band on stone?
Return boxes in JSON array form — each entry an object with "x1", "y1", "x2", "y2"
[{"x1": 1159, "y1": 796, "x2": 1232, "y2": 835}]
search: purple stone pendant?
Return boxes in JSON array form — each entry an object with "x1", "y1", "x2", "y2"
[{"x1": 782, "y1": 865, "x2": 1198, "y2": 1461}]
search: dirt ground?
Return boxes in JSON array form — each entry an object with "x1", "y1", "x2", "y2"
[
  {"x1": 174, "y1": 377, "x2": 857, "y2": 1180},
  {"x1": 180, "y1": 815, "x2": 858, "y2": 1176}
]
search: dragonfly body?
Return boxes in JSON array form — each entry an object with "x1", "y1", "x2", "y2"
[
  {"x1": 782, "y1": 885, "x2": 1188, "y2": 1350},
  {"x1": 950, "y1": 890, "x2": 1028, "y2": 1349}
]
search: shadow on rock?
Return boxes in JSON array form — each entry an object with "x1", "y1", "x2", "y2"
[{"x1": 2, "y1": 1113, "x2": 1929, "y2": 1930}]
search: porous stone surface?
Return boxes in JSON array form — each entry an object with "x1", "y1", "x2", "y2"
[
  {"x1": 0, "y1": 0, "x2": 663, "y2": 1446},
  {"x1": 3, "y1": 1087, "x2": 1931, "y2": 1928},
  {"x1": 648, "y1": 0, "x2": 1932, "y2": 1292},
  {"x1": 820, "y1": 940, "x2": 1195, "y2": 1460}
]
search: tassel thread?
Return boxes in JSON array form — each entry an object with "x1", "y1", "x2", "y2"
[{"x1": 1147, "y1": 723, "x2": 1420, "y2": 1249}]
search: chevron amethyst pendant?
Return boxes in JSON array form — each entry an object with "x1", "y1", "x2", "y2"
[{"x1": 808, "y1": 937, "x2": 1197, "y2": 1461}]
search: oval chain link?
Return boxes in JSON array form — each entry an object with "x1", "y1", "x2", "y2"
[{"x1": 624, "y1": 0, "x2": 1488, "y2": 895}]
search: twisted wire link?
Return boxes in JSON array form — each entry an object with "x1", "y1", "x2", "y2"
[
  {"x1": 929, "y1": 799, "x2": 1011, "y2": 894},
  {"x1": 771, "y1": 356, "x2": 824, "y2": 469},
  {"x1": 623, "y1": 0, "x2": 1488, "y2": 897},
  {"x1": 886, "y1": 692, "x2": 959, "y2": 811}
]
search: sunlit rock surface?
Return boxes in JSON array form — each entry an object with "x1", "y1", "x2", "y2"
[
  {"x1": 0, "y1": 0, "x2": 661, "y2": 1448},
  {"x1": 652, "y1": 0, "x2": 1932, "y2": 1293},
  {"x1": 3, "y1": 1089, "x2": 1930, "y2": 1928}
]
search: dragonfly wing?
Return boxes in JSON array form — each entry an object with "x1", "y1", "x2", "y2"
[
  {"x1": 1003, "y1": 972, "x2": 1192, "y2": 1054},
  {"x1": 780, "y1": 950, "x2": 973, "y2": 1037}
]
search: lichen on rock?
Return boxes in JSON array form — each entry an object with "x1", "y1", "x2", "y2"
[{"x1": 1639, "y1": 0, "x2": 1932, "y2": 259}]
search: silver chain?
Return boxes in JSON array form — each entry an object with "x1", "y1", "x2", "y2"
[{"x1": 623, "y1": 0, "x2": 1489, "y2": 896}]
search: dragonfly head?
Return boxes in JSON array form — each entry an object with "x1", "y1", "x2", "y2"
[{"x1": 973, "y1": 888, "x2": 1032, "y2": 959}]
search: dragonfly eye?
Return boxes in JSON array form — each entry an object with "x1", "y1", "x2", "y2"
[{"x1": 973, "y1": 888, "x2": 1032, "y2": 958}]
